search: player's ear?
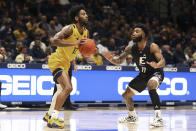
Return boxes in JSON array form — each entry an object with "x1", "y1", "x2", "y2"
[{"x1": 75, "y1": 16, "x2": 79, "y2": 22}]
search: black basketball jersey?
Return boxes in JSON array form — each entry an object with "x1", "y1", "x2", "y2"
[{"x1": 131, "y1": 41, "x2": 163, "y2": 76}]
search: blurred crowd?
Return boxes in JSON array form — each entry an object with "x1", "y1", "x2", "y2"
[{"x1": 0, "y1": 0, "x2": 195, "y2": 67}]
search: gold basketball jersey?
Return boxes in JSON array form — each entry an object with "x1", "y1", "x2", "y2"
[
  {"x1": 48, "y1": 24, "x2": 88, "y2": 73},
  {"x1": 54, "y1": 24, "x2": 88, "y2": 61}
]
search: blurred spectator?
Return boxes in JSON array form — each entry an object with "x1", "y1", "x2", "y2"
[
  {"x1": 15, "y1": 46, "x2": 33, "y2": 63},
  {"x1": 0, "y1": 54, "x2": 4, "y2": 62},
  {"x1": 30, "y1": 38, "x2": 47, "y2": 63},
  {"x1": 26, "y1": 16, "x2": 38, "y2": 34},
  {"x1": 161, "y1": 45, "x2": 174, "y2": 66},
  {"x1": 45, "y1": 46, "x2": 53, "y2": 57},
  {"x1": 154, "y1": 28, "x2": 169, "y2": 47},
  {"x1": 107, "y1": 37, "x2": 119, "y2": 54},
  {"x1": 173, "y1": 43, "x2": 186, "y2": 65},
  {"x1": 184, "y1": 47, "x2": 194, "y2": 66},
  {"x1": 97, "y1": 37, "x2": 109, "y2": 54},
  {"x1": 53, "y1": 16, "x2": 63, "y2": 32},
  {"x1": 191, "y1": 61, "x2": 196, "y2": 68},
  {"x1": 13, "y1": 24, "x2": 27, "y2": 41},
  {"x1": 114, "y1": 30, "x2": 126, "y2": 49},
  {"x1": 0, "y1": 46, "x2": 12, "y2": 62},
  {"x1": 34, "y1": 24, "x2": 47, "y2": 40},
  {"x1": 90, "y1": 48, "x2": 103, "y2": 65},
  {"x1": 93, "y1": 32, "x2": 101, "y2": 45},
  {"x1": 77, "y1": 54, "x2": 94, "y2": 65},
  {"x1": 193, "y1": 52, "x2": 196, "y2": 61},
  {"x1": 190, "y1": 37, "x2": 196, "y2": 52},
  {"x1": 0, "y1": 32, "x2": 15, "y2": 52},
  {"x1": 0, "y1": 22, "x2": 12, "y2": 40},
  {"x1": 120, "y1": 55, "x2": 135, "y2": 66},
  {"x1": 38, "y1": 15, "x2": 49, "y2": 30},
  {"x1": 29, "y1": 35, "x2": 47, "y2": 53},
  {"x1": 49, "y1": 20, "x2": 57, "y2": 37},
  {"x1": 13, "y1": 41, "x2": 23, "y2": 59}
]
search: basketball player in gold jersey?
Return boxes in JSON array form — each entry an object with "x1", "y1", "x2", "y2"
[{"x1": 43, "y1": 5, "x2": 89, "y2": 129}]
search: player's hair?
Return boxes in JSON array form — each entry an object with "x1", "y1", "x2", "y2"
[
  {"x1": 134, "y1": 23, "x2": 148, "y2": 37},
  {"x1": 69, "y1": 4, "x2": 86, "y2": 22}
]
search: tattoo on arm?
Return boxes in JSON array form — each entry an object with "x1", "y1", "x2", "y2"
[
  {"x1": 112, "y1": 52, "x2": 128, "y2": 64},
  {"x1": 50, "y1": 25, "x2": 73, "y2": 47},
  {"x1": 53, "y1": 31, "x2": 64, "y2": 40},
  {"x1": 111, "y1": 45, "x2": 132, "y2": 65},
  {"x1": 54, "y1": 25, "x2": 71, "y2": 39}
]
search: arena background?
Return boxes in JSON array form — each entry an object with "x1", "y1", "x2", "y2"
[{"x1": 0, "y1": 0, "x2": 195, "y2": 106}]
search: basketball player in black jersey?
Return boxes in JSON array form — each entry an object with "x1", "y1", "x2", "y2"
[{"x1": 102, "y1": 23, "x2": 165, "y2": 127}]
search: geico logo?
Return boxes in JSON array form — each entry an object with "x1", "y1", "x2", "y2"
[
  {"x1": 118, "y1": 77, "x2": 187, "y2": 96},
  {"x1": 158, "y1": 77, "x2": 187, "y2": 95},
  {"x1": 163, "y1": 67, "x2": 177, "y2": 72},
  {"x1": 190, "y1": 68, "x2": 196, "y2": 72},
  {"x1": 42, "y1": 64, "x2": 49, "y2": 69},
  {"x1": 106, "y1": 66, "x2": 122, "y2": 70},
  {"x1": 0, "y1": 75, "x2": 54, "y2": 95},
  {"x1": 0, "y1": 75, "x2": 78, "y2": 96},
  {"x1": 11, "y1": 102, "x2": 22, "y2": 105},
  {"x1": 77, "y1": 65, "x2": 92, "y2": 70},
  {"x1": 7, "y1": 64, "x2": 26, "y2": 68}
]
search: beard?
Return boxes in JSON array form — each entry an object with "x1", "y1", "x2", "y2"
[
  {"x1": 79, "y1": 17, "x2": 88, "y2": 26},
  {"x1": 133, "y1": 36, "x2": 142, "y2": 43}
]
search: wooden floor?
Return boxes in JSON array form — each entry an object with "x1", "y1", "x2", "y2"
[{"x1": 0, "y1": 106, "x2": 196, "y2": 131}]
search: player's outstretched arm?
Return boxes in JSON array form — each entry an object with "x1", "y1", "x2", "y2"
[
  {"x1": 50, "y1": 25, "x2": 86, "y2": 47},
  {"x1": 102, "y1": 44, "x2": 132, "y2": 65},
  {"x1": 147, "y1": 43, "x2": 165, "y2": 68}
]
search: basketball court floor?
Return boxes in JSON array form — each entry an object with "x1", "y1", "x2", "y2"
[{"x1": 0, "y1": 106, "x2": 196, "y2": 131}]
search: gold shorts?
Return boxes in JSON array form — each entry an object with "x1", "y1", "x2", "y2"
[{"x1": 48, "y1": 55, "x2": 70, "y2": 83}]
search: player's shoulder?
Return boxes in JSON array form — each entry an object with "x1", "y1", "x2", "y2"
[
  {"x1": 61, "y1": 24, "x2": 73, "y2": 37},
  {"x1": 62, "y1": 24, "x2": 73, "y2": 31},
  {"x1": 150, "y1": 42, "x2": 160, "y2": 52},
  {"x1": 150, "y1": 42, "x2": 160, "y2": 48}
]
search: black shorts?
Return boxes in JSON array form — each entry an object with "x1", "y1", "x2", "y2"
[{"x1": 128, "y1": 72, "x2": 164, "y2": 93}]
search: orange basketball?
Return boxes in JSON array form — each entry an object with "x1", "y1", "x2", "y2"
[{"x1": 79, "y1": 39, "x2": 96, "y2": 56}]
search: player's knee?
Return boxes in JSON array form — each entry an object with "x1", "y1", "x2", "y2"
[
  {"x1": 122, "y1": 88, "x2": 129, "y2": 97},
  {"x1": 65, "y1": 85, "x2": 73, "y2": 93},
  {"x1": 147, "y1": 80, "x2": 158, "y2": 91},
  {"x1": 122, "y1": 92, "x2": 127, "y2": 98},
  {"x1": 122, "y1": 87, "x2": 134, "y2": 98}
]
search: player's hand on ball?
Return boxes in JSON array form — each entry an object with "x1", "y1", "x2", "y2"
[
  {"x1": 79, "y1": 39, "x2": 96, "y2": 56},
  {"x1": 147, "y1": 61, "x2": 158, "y2": 69}
]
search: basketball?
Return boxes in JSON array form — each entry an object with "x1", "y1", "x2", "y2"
[{"x1": 79, "y1": 38, "x2": 96, "y2": 56}]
